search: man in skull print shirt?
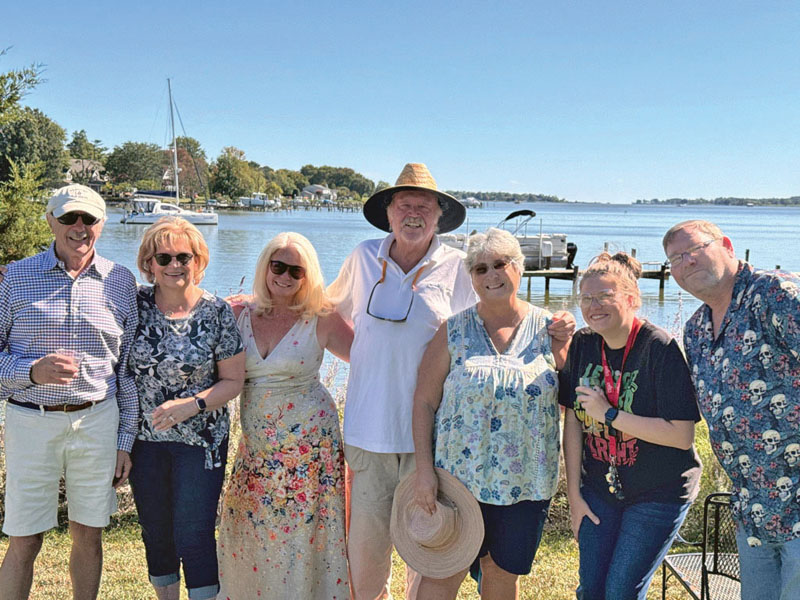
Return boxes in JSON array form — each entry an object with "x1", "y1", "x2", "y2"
[{"x1": 664, "y1": 219, "x2": 800, "y2": 600}]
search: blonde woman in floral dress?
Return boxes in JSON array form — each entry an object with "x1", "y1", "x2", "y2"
[{"x1": 217, "y1": 232, "x2": 353, "y2": 600}]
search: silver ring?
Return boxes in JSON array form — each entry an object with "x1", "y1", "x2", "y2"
[{"x1": 168, "y1": 415, "x2": 176, "y2": 422}]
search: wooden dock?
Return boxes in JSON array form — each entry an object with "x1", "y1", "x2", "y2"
[{"x1": 521, "y1": 263, "x2": 670, "y2": 300}]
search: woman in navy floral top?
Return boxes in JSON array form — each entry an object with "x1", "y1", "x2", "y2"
[{"x1": 128, "y1": 217, "x2": 244, "y2": 600}]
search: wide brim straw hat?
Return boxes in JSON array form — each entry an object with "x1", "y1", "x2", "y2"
[
  {"x1": 363, "y1": 163, "x2": 466, "y2": 233},
  {"x1": 390, "y1": 467, "x2": 484, "y2": 579}
]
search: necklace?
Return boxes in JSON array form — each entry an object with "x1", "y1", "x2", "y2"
[{"x1": 155, "y1": 287, "x2": 201, "y2": 336}]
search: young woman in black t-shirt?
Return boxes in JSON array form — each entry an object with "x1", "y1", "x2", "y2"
[{"x1": 560, "y1": 252, "x2": 701, "y2": 600}]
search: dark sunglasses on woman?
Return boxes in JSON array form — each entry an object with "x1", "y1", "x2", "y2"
[
  {"x1": 269, "y1": 260, "x2": 306, "y2": 280},
  {"x1": 153, "y1": 253, "x2": 194, "y2": 266},
  {"x1": 55, "y1": 212, "x2": 101, "y2": 226}
]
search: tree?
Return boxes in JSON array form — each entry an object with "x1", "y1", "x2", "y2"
[
  {"x1": 0, "y1": 161, "x2": 52, "y2": 262},
  {"x1": 209, "y1": 147, "x2": 254, "y2": 200},
  {"x1": 0, "y1": 49, "x2": 43, "y2": 127},
  {"x1": 0, "y1": 106, "x2": 68, "y2": 187},
  {"x1": 375, "y1": 180, "x2": 390, "y2": 192},
  {"x1": 169, "y1": 147, "x2": 209, "y2": 199},
  {"x1": 105, "y1": 141, "x2": 164, "y2": 185},
  {"x1": 67, "y1": 129, "x2": 106, "y2": 162},
  {"x1": 175, "y1": 136, "x2": 206, "y2": 161}
]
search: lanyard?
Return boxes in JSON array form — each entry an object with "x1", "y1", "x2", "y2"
[
  {"x1": 600, "y1": 318, "x2": 641, "y2": 460},
  {"x1": 378, "y1": 260, "x2": 424, "y2": 290}
]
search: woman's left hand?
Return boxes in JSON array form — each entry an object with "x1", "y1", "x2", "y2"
[
  {"x1": 548, "y1": 311, "x2": 576, "y2": 342},
  {"x1": 575, "y1": 385, "x2": 612, "y2": 423},
  {"x1": 152, "y1": 397, "x2": 199, "y2": 431}
]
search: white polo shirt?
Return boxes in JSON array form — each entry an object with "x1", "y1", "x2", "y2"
[{"x1": 328, "y1": 234, "x2": 477, "y2": 453}]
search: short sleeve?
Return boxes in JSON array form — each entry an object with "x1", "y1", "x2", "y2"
[
  {"x1": 653, "y1": 338, "x2": 700, "y2": 422},
  {"x1": 327, "y1": 250, "x2": 355, "y2": 323},
  {"x1": 214, "y1": 299, "x2": 244, "y2": 362},
  {"x1": 558, "y1": 340, "x2": 577, "y2": 409}
]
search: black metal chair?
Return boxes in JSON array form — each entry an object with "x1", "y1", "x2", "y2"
[{"x1": 661, "y1": 492, "x2": 740, "y2": 600}]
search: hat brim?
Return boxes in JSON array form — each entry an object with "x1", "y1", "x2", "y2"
[
  {"x1": 390, "y1": 467, "x2": 484, "y2": 579},
  {"x1": 50, "y1": 199, "x2": 106, "y2": 220},
  {"x1": 363, "y1": 186, "x2": 466, "y2": 234}
]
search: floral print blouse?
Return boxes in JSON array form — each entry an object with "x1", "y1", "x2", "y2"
[
  {"x1": 434, "y1": 303, "x2": 560, "y2": 505},
  {"x1": 129, "y1": 286, "x2": 244, "y2": 469}
]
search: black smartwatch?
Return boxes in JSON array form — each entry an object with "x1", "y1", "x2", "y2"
[
  {"x1": 194, "y1": 396, "x2": 207, "y2": 412},
  {"x1": 604, "y1": 406, "x2": 619, "y2": 427}
]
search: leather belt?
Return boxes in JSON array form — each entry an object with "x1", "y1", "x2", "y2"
[{"x1": 8, "y1": 398, "x2": 101, "y2": 413}]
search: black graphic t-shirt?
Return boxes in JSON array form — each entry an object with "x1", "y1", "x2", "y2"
[{"x1": 559, "y1": 321, "x2": 702, "y2": 504}]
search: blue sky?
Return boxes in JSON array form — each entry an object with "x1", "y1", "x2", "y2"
[{"x1": 3, "y1": 1, "x2": 798, "y2": 203}]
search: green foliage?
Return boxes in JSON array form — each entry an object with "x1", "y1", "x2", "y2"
[
  {"x1": 175, "y1": 135, "x2": 206, "y2": 161},
  {"x1": 447, "y1": 190, "x2": 565, "y2": 203},
  {"x1": 210, "y1": 146, "x2": 261, "y2": 200},
  {"x1": 300, "y1": 164, "x2": 375, "y2": 197},
  {"x1": 375, "y1": 180, "x2": 390, "y2": 193},
  {"x1": 0, "y1": 49, "x2": 43, "y2": 126},
  {"x1": 0, "y1": 161, "x2": 52, "y2": 262},
  {"x1": 105, "y1": 141, "x2": 164, "y2": 185},
  {"x1": 0, "y1": 106, "x2": 68, "y2": 187},
  {"x1": 67, "y1": 129, "x2": 106, "y2": 162}
]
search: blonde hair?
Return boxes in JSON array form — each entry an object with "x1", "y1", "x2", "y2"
[
  {"x1": 662, "y1": 220, "x2": 724, "y2": 251},
  {"x1": 137, "y1": 217, "x2": 210, "y2": 284},
  {"x1": 465, "y1": 228, "x2": 525, "y2": 273},
  {"x1": 252, "y1": 232, "x2": 330, "y2": 317},
  {"x1": 580, "y1": 251, "x2": 642, "y2": 310}
]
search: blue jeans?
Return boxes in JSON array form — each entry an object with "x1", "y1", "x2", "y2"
[
  {"x1": 576, "y1": 485, "x2": 690, "y2": 600},
  {"x1": 129, "y1": 440, "x2": 227, "y2": 600},
  {"x1": 736, "y1": 528, "x2": 800, "y2": 600}
]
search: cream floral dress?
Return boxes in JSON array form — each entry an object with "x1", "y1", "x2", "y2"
[{"x1": 217, "y1": 307, "x2": 348, "y2": 599}]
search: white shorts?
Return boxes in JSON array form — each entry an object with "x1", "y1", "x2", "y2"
[{"x1": 2, "y1": 399, "x2": 119, "y2": 536}]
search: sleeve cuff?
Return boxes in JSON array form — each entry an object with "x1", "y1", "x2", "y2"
[
  {"x1": 9, "y1": 358, "x2": 36, "y2": 390},
  {"x1": 117, "y1": 433, "x2": 135, "y2": 453}
]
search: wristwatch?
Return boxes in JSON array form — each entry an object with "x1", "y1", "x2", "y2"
[
  {"x1": 194, "y1": 396, "x2": 207, "y2": 412},
  {"x1": 604, "y1": 406, "x2": 619, "y2": 427}
]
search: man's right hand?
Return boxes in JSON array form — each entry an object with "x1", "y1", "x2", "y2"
[{"x1": 30, "y1": 354, "x2": 79, "y2": 385}]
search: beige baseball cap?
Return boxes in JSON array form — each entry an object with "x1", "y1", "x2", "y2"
[{"x1": 46, "y1": 184, "x2": 106, "y2": 220}]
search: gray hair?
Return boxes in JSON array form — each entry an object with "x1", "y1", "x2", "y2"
[
  {"x1": 465, "y1": 228, "x2": 525, "y2": 272},
  {"x1": 662, "y1": 220, "x2": 725, "y2": 252}
]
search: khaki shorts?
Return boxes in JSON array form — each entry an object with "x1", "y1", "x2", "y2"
[{"x1": 3, "y1": 399, "x2": 119, "y2": 536}]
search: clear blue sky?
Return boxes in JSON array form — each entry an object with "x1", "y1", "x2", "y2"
[{"x1": 3, "y1": 1, "x2": 798, "y2": 203}]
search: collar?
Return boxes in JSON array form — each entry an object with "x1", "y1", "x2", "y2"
[
  {"x1": 44, "y1": 242, "x2": 113, "y2": 279},
  {"x1": 728, "y1": 261, "x2": 753, "y2": 312},
  {"x1": 377, "y1": 233, "x2": 444, "y2": 271}
]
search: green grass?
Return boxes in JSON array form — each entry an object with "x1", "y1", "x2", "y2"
[{"x1": 0, "y1": 412, "x2": 726, "y2": 598}]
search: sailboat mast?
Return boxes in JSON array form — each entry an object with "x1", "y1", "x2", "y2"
[{"x1": 167, "y1": 78, "x2": 180, "y2": 202}]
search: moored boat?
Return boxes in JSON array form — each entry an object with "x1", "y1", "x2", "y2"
[
  {"x1": 439, "y1": 209, "x2": 577, "y2": 270},
  {"x1": 120, "y1": 197, "x2": 218, "y2": 225}
]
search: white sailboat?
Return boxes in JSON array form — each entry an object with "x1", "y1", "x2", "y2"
[{"x1": 121, "y1": 79, "x2": 217, "y2": 225}]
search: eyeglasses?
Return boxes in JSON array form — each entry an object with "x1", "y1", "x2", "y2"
[
  {"x1": 56, "y1": 212, "x2": 100, "y2": 226},
  {"x1": 667, "y1": 238, "x2": 719, "y2": 268},
  {"x1": 153, "y1": 253, "x2": 194, "y2": 266},
  {"x1": 471, "y1": 259, "x2": 513, "y2": 276},
  {"x1": 579, "y1": 289, "x2": 618, "y2": 307},
  {"x1": 269, "y1": 260, "x2": 306, "y2": 280},
  {"x1": 366, "y1": 260, "x2": 424, "y2": 323}
]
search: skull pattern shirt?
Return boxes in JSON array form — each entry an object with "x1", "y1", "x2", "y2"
[{"x1": 684, "y1": 262, "x2": 800, "y2": 545}]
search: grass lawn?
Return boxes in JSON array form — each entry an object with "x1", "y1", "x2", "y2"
[{"x1": 0, "y1": 515, "x2": 696, "y2": 599}]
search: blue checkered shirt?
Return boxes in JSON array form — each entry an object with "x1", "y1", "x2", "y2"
[{"x1": 0, "y1": 243, "x2": 139, "y2": 452}]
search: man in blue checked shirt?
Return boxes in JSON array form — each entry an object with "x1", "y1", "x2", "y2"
[
  {"x1": 0, "y1": 184, "x2": 138, "y2": 600},
  {"x1": 664, "y1": 220, "x2": 800, "y2": 600}
]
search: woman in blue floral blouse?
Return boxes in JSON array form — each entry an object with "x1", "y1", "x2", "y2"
[
  {"x1": 411, "y1": 228, "x2": 574, "y2": 599},
  {"x1": 128, "y1": 217, "x2": 245, "y2": 600}
]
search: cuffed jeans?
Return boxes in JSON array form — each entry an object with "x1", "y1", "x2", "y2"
[
  {"x1": 736, "y1": 528, "x2": 800, "y2": 600},
  {"x1": 576, "y1": 485, "x2": 690, "y2": 600},
  {"x1": 129, "y1": 439, "x2": 227, "y2": 600}
]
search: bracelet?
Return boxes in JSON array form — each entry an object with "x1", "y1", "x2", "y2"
[{"x1": 194, "y1": 396, "x2": 207, "y2": 412}]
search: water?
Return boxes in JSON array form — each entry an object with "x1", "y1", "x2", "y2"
[{"x1": 99, "y1": 202, "x2": 798, "y2": 337}]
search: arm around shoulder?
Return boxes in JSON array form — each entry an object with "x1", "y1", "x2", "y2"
[{"x1": 317, "y1": 310, "x2": 354, "y2": 362}]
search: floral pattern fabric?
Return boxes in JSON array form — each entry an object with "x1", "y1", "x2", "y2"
[
  {"x1": 684, "y1": 262, "x2": 800, "y2": 545},
  {"x1": 217, "y1": 307, "x2": 348, "y2": 599},
  {"x1": 434, "y1": 303, "x2": 560, "y2": 505},
  {"x1": 128, "y1": 286, "x2": 243, "y2": 469}
]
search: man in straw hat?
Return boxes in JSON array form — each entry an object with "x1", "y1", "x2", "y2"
[
  {"x1": 0, "y1": 184, "x2": 138, "y2": 599},
  {"x1": 327, "y1": 163, "x2": 477, "y2": 599}
]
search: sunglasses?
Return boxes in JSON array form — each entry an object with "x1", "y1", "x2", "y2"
[
  {"x1": 471, "y1": 259, "x2": 512, "y2": 276},
  {"x1": 153, "y1": 253, "x2": 194, "y2": 266},
  {"x1": 56, "y1": 212, "x2": 100, "y2": 226},
  {"x1": 269, "y1": 260, "x2": 306, "y2": 280}
]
